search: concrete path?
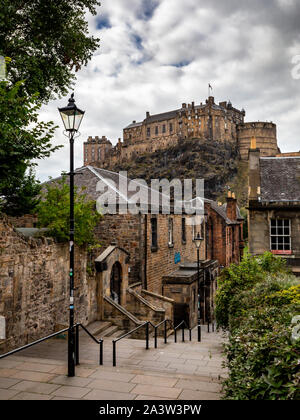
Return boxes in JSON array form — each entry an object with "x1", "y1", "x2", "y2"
[{"x1": 0, "y1": 327, "x2": 227, "y2": 400}]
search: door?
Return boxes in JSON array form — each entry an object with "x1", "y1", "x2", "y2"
[{"x1": 110, "y1": 262, "x2": 122, "y2": 304}]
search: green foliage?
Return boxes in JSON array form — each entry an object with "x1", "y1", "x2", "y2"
[
  {"x1": 216, "y1": 252, "x2": 300, "y2": 400},
  {"x1": 0, "y1": 81, "x2": 59, "y2": 214},
  {"x1": 215, "y1": 251, "x2": 287, "y2": 329},
  {"x1": 36, "y1": 177, "x2": 101, "y2": 246},
  {"x1": 0, "y1": 0, "x2": 101, "y2": 102}
]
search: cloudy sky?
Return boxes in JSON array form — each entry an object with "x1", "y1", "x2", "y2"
[{"x1": 36, "y1": 0, "x2": 300, "y2": 181}]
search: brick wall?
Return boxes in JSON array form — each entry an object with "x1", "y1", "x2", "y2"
[{"x1": 145, "y1": 214, "x2": 205, "y2": 294}]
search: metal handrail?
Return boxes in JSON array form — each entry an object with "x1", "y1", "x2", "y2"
[
  {"x1": 112, "y1": 322, "x2": 149, "y2": 366},
  {"x1": 0, "y1": 327, "x2": 70, "y2": 360},
  {"x1": 75, "y1": 323, "x2": 103, "y2": 366}
]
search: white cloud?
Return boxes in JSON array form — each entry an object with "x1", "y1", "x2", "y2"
[{"x1": 35, "y1": 0, "x2": 300, "y2": 182}]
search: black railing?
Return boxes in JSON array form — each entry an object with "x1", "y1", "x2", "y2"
[
  {"x1": 0, "y1": 327, "x2": 70, "y2": 360},
  {"x1": 0, "y1": 323, "x2": 104, "y2": 368},
  {"x1": 112, "y1": 322, "x2": 150, "y2": 366},
  {"x1": 112, "y1": 320, "x2": 202, "y2": 366},
  {"x1": 75, "y1": 323, "x2": 103, "y2": 366}
]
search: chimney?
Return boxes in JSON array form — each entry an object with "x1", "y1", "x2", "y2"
[
  {"x1": 226, "y1": 192, "x2": 237, "y2": 220},
  {"x1": 208, "y1": 96, "x2": 214, "y2": 105},
  {"x1": 182, "y1": 103, "x2": 186, "y2": 109},
  {"x1": 248, "y1": 138, "x2": 261, "y2": 201},
  {"x1": 192, "y1": 101, "x2": 195, "y2": 109},
  {"x1": 146, "y1": 111, "x2": 150, "y2": 118},
  {"x1": 132, "y1": 120, "x2": 136, "y2": 124}
]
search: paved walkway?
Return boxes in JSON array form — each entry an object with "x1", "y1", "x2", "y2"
[{"x1": 0, "y1": 327, "x2": 227, "y2": 400}]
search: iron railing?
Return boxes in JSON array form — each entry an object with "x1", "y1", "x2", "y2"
[
  {"x1": 112, "y1": 322, "x2": 150, "y2": 366},
  {"x1": 0, "y1": 323, "x2": 104, "y2": 368},
  {"x1": 112, "y1": 320, "x2": 203, "y2": 366},
  {"x1": 75, "y1": 323, "x2": 103, "y2": 366},
  {"x1": 0, "y1": 327, "x2": 70, "y2": 360}
]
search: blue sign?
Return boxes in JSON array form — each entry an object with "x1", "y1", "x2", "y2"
[{"x1": 174, "y1": 252, "x2": 181, "y2": 264}]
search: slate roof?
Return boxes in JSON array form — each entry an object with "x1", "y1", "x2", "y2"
[{"x1": 260, "y1": 157, "x2": 300, "y2": 202}]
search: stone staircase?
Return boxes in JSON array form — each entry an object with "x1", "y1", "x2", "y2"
[{"x1": 82, "y1": 321, "x2": 125, "y2": 340}]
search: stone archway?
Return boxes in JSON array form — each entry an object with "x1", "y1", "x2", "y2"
[{"x1": 95, "y1": 245, "x2": 130, "y2": 319}]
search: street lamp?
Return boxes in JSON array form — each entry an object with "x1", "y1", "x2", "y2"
[
  {"x1": 195, "y1": 232, "x2": 203, "y2": 325},
  {"x1": 58, "y1": 93, "x2": 85, "y2": 377}
]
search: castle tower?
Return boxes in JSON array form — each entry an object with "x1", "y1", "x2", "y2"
[
  {"x1": 237, "y1": 122, "x2": 279, "y2": 160},
  {"x1": 83, "y1": 136, "x2": 112, "y2": 166}
]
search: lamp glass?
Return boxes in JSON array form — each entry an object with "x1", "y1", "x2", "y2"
[{"x1": 195, "y1": 232, "x2": 203, "y2": 249}]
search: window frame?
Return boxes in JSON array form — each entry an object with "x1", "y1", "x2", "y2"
[{"x1": 269, "y1": 218, "x2": 292, "y2": 254}]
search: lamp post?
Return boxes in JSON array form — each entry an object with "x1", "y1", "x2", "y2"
[
  {"x1": 194, "y1": 232, "x2": 203, "y2": 325},
  {"x1": 58, "y1": 93, "x2": 85, "y2": 377}
]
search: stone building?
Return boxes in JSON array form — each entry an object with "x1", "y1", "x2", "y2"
[
  {"x1": 0, "y1": 166, "x2": 244, "y2": 352},
  {"x1": 248, "y1": 143, "x2": 300, "y2": 276},
  {"x1": 83, "y1": 96, "x2": 280, "y2": 167}
]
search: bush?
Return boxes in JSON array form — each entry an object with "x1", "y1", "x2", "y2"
[
  {"x1": 36, "y1": 177, "x2": 101, "y2": 246},
  {"x1": 216, "y1": 252, "x2": 300, "y2": 400}
]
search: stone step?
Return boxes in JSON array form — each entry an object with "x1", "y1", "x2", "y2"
[
  {"x1": 82, "y1": 321, "x2": 112, "y2": 337},
  {"x1": 110, "y1": 329, "x2": 126, "y2": 339},
  {"x1": 100, "y1": 325, "x2": 120, "y2": 337}
]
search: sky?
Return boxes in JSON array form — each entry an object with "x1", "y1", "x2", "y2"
[{"x1": 36, "y1": 0, "x2": 300, "y2": 182}]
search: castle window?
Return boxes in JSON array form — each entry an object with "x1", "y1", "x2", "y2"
[
  {"x1": 151, "y1": 218, "x2": 158, "y2": 251},
  {"x1": 169, "y1": 123, "x2": 173, "y2": 132},
  {"x1": 155, "y1": 126, "x2": 159, "y2": 135},
  {"x1": 147, "y1": 127, "x2": 150, "y2": 137},
  {"x1": 270, "y1": 219, "x2": 291, "y2": 252},
  {"x1": 162, "y1": 124, "x2": 166, "y2": 133}
]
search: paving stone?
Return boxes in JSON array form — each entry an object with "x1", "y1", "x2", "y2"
[
  {"x1": 0, "y1": 359, "x2": 24, "y2": 369},
  {"x1": 51, "y1": 386, "x2": 91, "y2": 399},
  {"x1": 90, "y1": 371, "x2": 135, "y2": 382},
  {"x1": 51, "y1": 396, "x2": 80, "y2": 400},
  {"x1": 84, "y1": 389, "x2": 136, "y2": 400},
  {"x1": 131, "y1": 374, "x2": 178, "y2": 388},
  {"x1": 135, "y1": 395, "x2": 173, "y2": 400},
  {"x1": 131, "y1": 384, "x2": 182, "y2": 399},
  {"x1": 49, "y1": 375, "x2": 93, "y2": 387},
  {"x1": 88, "y1": 379, "x2": 136, "y2": 393},
  {"x1": 175, "y1": 379, "x2": 221, "y2": 393},
  {"x1": 16, "y1": 362, "x2": 55, "y2": 373},
  {"x1": 11, "y1": 392, "x2": 53, "y2": 400},
  {"x1": 10, "y1": 380, "x2": 61, "y2": 394},
  {"x1": 0, "y1": 377, "x2": 21, "y2": 389},
  {"x1": 0, "y1": 368, "x2": 17, "y2": 378},
  {"x1": 10, "y1": 371, "x2": 56, "y2": 383},
  {"x1": 178, "y1": 389, "x2": 220, "y2": 400},
  {"x1": 0, "y1": 388, "x2": 20, "y2": 400}
]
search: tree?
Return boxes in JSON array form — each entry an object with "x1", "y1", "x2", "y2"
[
  {"x1": 0, "y1": 0, "x2": 101, "y2": 102},
  {"x1": 0, "y1": 80, "x2": 59, "y2": 214},
  {"x1": 35, "y1": 177, "x2": 101, "y2": 246}
]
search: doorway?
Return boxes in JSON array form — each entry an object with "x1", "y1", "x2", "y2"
[{"x1": 110, "y1": 262, "x2": 122, "y2": 304}]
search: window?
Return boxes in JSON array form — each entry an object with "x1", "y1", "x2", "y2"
[
  {"x1": 162, "y1": 124, "x2": 166, "y2": 133},
  {"x1": 155, "y1": 126, "x2": 159, "y2": 135},
  {"x1": 147, "y1": 127, "x2": 150, "y2": 137},
  {"x1": 169, "y1": 123, "x2": 173, "y2": 132},
  {"x1": 168, "y1": 218, "x2": 174, "y2": 246},
  {"x1": 270, "y1": 219, "x2": 291, "y2": 252},
  {"x1": 151, "y1": 218, "x2": 158, "y2": 250},
  {"x1": 182, "y1": 217, "x2": 186, "y2": 243}
]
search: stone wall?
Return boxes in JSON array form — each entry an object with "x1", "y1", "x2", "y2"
[
  {"x1": 0, "y1": 216, "x2": 97, "y2": 354},
  {"x1": 237, "y1": 122, "x2": 278, "y2": 160}
]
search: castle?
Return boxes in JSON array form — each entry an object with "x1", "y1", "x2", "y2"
[{"x1": 83, "y1": 96, "x2": 280, "y2": 167}]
